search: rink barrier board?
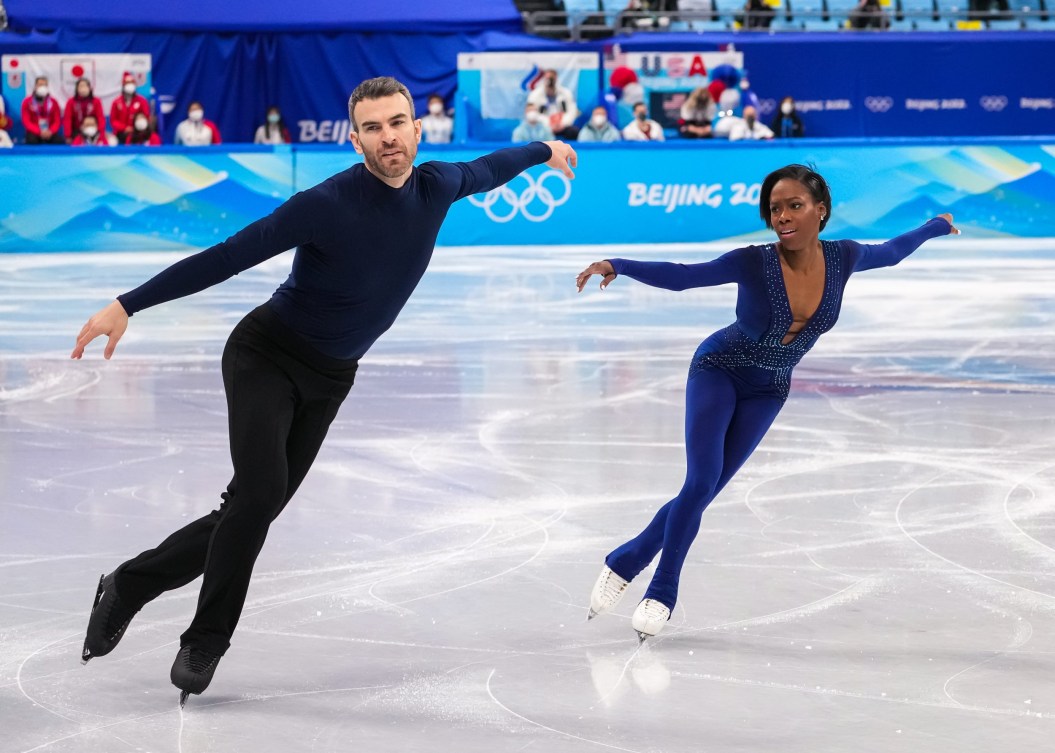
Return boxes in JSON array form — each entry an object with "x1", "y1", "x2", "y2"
[{"x1": 1, "y1": 137, "x2": 1053, "y2": 252}]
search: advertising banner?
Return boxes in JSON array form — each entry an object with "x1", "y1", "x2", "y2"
[{"x1": 1, "y1": 139, "x2": 1052, "y2": 253}]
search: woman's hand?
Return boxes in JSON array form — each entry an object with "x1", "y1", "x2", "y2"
[
  {"x1": 71, "y1": 300, "x2": 129, "y2": 360},
  {"x1": 576, "y1": 260, "x2": 616, "y2": 292},
  {"x1": 936, "y1": 213, "x2": 960, "y2": 235}
]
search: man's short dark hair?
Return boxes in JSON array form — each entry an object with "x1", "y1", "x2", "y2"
[{"x1": 348, "y1": 77, "x2": 415, "y2": 132}]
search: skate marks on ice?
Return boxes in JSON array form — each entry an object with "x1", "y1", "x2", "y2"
[{"x1": 4, "y1": 239, "x2": 1055, "y2": 751}]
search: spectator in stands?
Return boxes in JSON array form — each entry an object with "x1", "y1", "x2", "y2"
[
  {"x1": 578, "y1": 105, "x2": 621, "y2": 142},
  {"x1": 771, "y1": 96, "x2": 805, "y2": 138},
  {"x1": 0, "y1": 96, "x2": 13, "y2": 146},
  {"x1": 712, "y1": 88, "x2": 743, "y2": 139},
  {"x1": 527, "y1": 69, "x2": 580, "y2": 141},
  {"x1": 968, "y1": 0, "x2": 1012, "y2": 19},
  {"x1": 126, "y1": 114, "x2": 162, "y2": 146},
  {"x1": 63, "y1": 77, "x2": 106, "y2": 145},
  {"x1": 174, "y1": 102, "x2": 222, "y2": 146},
  {"x1": 71, "y1": 115, "x2": 113, "y2": 147},
  {"x1": 22, "y1": 77, "x2": 64, "y2": 145},
  {"x1": 620, "y1": 0, "x2": 676, "y2": 28},
  {"x1": 420, "y1": 93, "x2": 454, "y2": 144},
  {"x1": 678, "y1": 86, "x2": 716, "y2": 139},
  {"x1": 728, "y1": 106, "x2": 774, "y2": 141},
  {"x1": 111, "y1": 72, "x2": 152, "y2": 143},
  {"x1": 254, "y1": 106, "x2": 291, "y2": 145},
  {"x1": 512, "y1": 102, "x2": 555, "y2": 143},
  {"x1": 736, "y1": 0, "x2": 776, "y2": 28},
  {"x1": 849, "y1": 0, "x2": 891, "y2": 28},
  {"x1": 622, "y1": 101, "x2": 665, "y2": 142}
]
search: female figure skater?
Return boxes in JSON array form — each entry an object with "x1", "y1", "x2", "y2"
[{"x1": 576, "y1": 164, "x2": 958, "y2": 641}]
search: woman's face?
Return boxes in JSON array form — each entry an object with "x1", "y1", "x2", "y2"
[{"x1": 768, "y1": 178, "x2": 826, "y2": 251}]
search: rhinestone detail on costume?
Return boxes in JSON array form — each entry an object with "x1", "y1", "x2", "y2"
[{"x1": 690, "y1": 241, "x2": 843, "y2": 401}]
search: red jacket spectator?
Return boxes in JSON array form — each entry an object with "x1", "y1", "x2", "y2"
[
  {"x1": 22, "y1": 89, "x2": 62, "y2": 141},
  {"x1": 64, "y1": 78, "x2": 106, "y2": 143},
  {"x1": 125, "y1": 114, "x2": 162, "y2": 146},
  {"x1": 110, "y1": 73, "x2": 152, "y2": 140}
]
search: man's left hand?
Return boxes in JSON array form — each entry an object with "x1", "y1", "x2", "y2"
[{"x1": 543, "y1": 140, "x2": 577, "y2": 179}]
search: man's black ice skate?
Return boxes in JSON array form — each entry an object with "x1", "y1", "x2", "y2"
[
  {"x1": 171, "y1": 645, "x2": 222, "y2": 708},
  {"x1": 81, "y1": 572, "x2": 142, "y2": 664}
]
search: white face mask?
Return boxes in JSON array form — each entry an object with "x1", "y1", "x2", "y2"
[
  {"x1": 525, "y1": 110, "x2": 540, "y2": 124},
  {"x1": 267, "y1": 113, "x2": 280, "y2": 124},
  {"x1": 35, "y1": 85, "x2": 48, "y2": 98},
  {"x1": 124, "y1": 83, "x2": 137, "y2": 96},
  {"x1": 188, "y1": 110, "x2": 204, "y2": 122},
  {"x1": 591, "y1": 114, "x2": 607, "y2": 128},
  {"x1": 134, "y1": 118, "x2": 148, "y2": 131},
  {"x1": 428, "y1": 102, "x2": 443, "y2": 116},
  {"x1": 781, "y1": 102, "x2": 793, "y2": 115},
  {"x1": 82, "y1": 126, "x2": 98, "y2": 138}
]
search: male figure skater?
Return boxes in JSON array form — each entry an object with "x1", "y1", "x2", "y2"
[{"x1": 72, "y1": 76, "x2": 578, "y2": 705}]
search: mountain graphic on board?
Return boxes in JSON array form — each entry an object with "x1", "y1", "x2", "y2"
[{"x1": 39, "y1": 179, "x2": 285, "y2": 250}]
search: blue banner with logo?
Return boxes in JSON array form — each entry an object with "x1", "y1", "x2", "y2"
[{"x1": 1, "y1": 138, "x2": 1053, "y2": 253}]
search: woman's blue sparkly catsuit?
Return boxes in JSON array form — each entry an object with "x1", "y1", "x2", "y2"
[{"x1": 604, "y1": 219, "x2": 951, "y2": 611}]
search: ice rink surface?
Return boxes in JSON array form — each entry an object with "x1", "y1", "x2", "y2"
[{"x1": 2, "y1": 237, "x2": 1055, "y2": 752}]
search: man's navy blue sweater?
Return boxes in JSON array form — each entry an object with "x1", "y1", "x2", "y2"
[{"x1": 118, "y1": 142, "x2": 553, "y2": 360}]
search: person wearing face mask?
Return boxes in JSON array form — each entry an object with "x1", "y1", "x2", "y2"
[
  {"x1": 0, "y1": 96, "x2": 14, "y2": 148},
  {"x1": 125, "y1": 114, "x2": 162, "y2": 146},
  {"x1": 419, "y1": 94, "x2": 453, "y2": 145},
  {"x1": 253, "y1": 106, "x2": 291, "y2": 145},
  {"x1": 21, "y1": 77, "x2": 64, "y2": 145},
  {"x1": 728, "y1": 105, "x2": 774, "y2": 142},
  {"x1": 71, "y1": 115, "x2": 112, "y2": 147},
  {"x1": 527, "y1": 69, "x2": 580, "y2": 141},
  {"x1": 174, "y1": 102, "x2": 222, "y2": 147},
  {"x1": 512, "y1": 102, "x2": 554, "y2": 143},
  {"x1": 63, "y1": 77, "x2": 106, "y2": 144},
  {"x1": 0, "y1": 97, "x2": 11, "y2": 148},
  {"x1": 110, "y1": 72, "x2": 152, "y2": 142},
  {"x1": 622, "y1": 101, "x2": 665, "y2": 142},
  {"x1": 771, "y1": 96, "x2": 805, "y2": 139},
  {"x1": 577, "y1": 105, "x2": 621, "y2": 143}
]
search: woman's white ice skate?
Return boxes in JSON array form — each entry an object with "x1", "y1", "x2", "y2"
[
  {"x1": 588, "y1": 565, "x2": 629, "y2": 620},
  {"x1": 631, "y1": 598, "x2": 670, "y2": 642}
]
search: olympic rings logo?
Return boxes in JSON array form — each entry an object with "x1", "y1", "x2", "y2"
[
  {"x1": 864, "y1": 96, "x2": 893, "y2": 113},
  {"x1": 979, "y1": 95, "x2": 1008, "y2": 112},
  {"x1": 468, "y1": 169, "x2": 572, "y2": 223}
]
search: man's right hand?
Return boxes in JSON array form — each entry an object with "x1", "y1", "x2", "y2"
[{"x1": 72, "y1": 300, "x2": 129, "y2": 360}]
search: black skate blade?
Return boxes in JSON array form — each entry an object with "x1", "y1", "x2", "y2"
[
  {"x1": 81, "y1": 574, "x2": 106, "y2": 664},
  {"x1": 636, "y1": 631, "x2": 650, "y2": 644},
  {"x1": 587, "y1": 608, "x2": 598, "y2": 621},
  {"x1": 179, "y1": 690, "x2": 190, "y2": 709}
]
